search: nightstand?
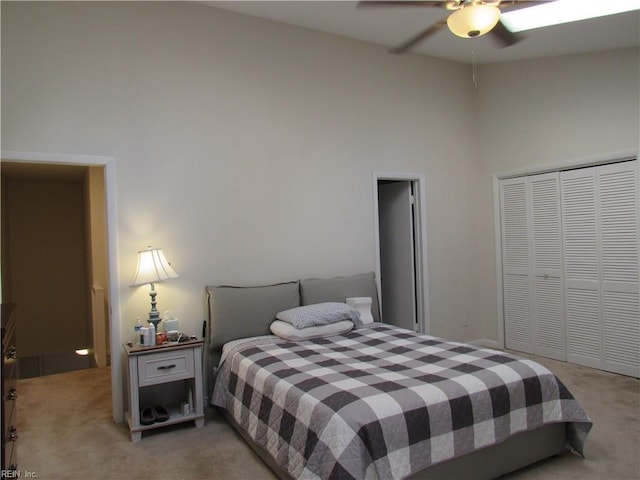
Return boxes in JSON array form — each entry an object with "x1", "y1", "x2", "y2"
[{"x1": 124, "y1": 340, "x2": 205, "y2": 442}]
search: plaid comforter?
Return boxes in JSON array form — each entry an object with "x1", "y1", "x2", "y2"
[{"x1": 212, "y1": 323, "x2": 591, "y2": 480}]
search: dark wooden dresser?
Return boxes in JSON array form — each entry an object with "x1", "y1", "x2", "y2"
[{"x1": 1, "y1": 303, "x2": 17, "y2": 473}]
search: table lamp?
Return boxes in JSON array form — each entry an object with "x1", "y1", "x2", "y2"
[{"x1": 130, "y1": 246, "x2": 178, "y2": 329}]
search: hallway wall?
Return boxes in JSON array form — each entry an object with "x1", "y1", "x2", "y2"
[{"x1": 4, "y1": 176, "x2": 90, "y2": 374}]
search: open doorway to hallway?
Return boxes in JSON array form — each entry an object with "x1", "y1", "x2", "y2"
[
  {"x1": 373, "y1": 172, "x2": 430, "y2": 334},
  {"x1": 1, "y1": 162, "x2": 110, "y2": 378}
]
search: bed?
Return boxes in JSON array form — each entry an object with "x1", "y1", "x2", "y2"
[{"x1": 207, "y1": 273, "x2": 591, "y2": 480}]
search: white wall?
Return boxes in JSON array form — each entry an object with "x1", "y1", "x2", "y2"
[
  {"x1": 1, "y1": 1, "x2": 483, "y2": 344},
  {"x1": 4, "y1": 2, "x2": 637, "y2": 358},
  {"x1": 475, "y1": 49, "x2": 640, "y2": 342}
]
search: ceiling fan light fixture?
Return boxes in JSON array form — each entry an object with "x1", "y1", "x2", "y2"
[{"x1": 447, "y1": 4, "x2": 501, "y2": 38}]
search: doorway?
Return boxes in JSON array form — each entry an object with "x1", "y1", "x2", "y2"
[
  {"x1": 1, "y1": 162, "x2": 110, "y2": 378},
  {"x1": 373, "y1": 173, "x2": 430, "y2": 333}
]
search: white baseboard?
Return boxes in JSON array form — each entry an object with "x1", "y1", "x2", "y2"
[{"x1": 467, "y1": 339, "x2": 500, "y2": 349}]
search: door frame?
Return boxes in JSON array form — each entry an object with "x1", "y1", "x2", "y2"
[
  {"x1": 1, "y1": 150, "x2": 123, "y2": 423},
  {"x1": 372, "y1": 171, "x2": 430, "y2": 334}
]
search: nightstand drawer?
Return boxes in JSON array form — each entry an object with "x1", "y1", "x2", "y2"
[{"x1": 137, "y1": 349, "x2": 194, "y2": 387}]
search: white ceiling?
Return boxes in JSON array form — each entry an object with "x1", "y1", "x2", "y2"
[{"x1": 207, "y1": 1, "x2": 640, "y2": 64}]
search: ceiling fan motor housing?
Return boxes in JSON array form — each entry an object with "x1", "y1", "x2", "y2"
[{"x1": 447, "y1": 3, "x2": 501, "y2": 38}]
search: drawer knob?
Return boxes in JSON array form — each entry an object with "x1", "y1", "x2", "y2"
[
  {"x1": 7, "y1": 427, "x2": 18, "y2": 442},
  {"x1": 157, "y1": 364, "x2": 176, "y2": 371},
  {"x1": 7, "y1": 387, "x2": 17, "y2": 401}
]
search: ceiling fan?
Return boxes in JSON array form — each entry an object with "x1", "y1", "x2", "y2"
[{"x1": 357, "y1": 1, "x2": 544, "y2": 54}]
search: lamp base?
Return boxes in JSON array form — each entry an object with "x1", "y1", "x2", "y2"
[
  {"x1": 147, "y1": 318, "x2": 161, "y2": 330},
  {"x1": 147, "y1": 282, "x2": 162, "y2": 330}
]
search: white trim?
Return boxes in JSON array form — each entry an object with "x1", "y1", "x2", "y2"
[
  {"x1": 492, "y1": 151, "x2": 639, "y2": 351},
  {"x1": 372, "y1": 171, "x2": 430, "y2": 334},
  {"x1": 493, "y1": 175, "x2": 506, "y2": 349},
  {"x1": 495, "y1": 150, "x2": 638, "y2": 180},
  {"x1": 1, "y1": 150, "x2": 123, "y2": 424},
  {"x1": 1, "y1": 151, "x2": 115, "y2": 166}
]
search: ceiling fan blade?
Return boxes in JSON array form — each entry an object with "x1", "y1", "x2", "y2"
[
  {"x1": 357, "y1": 1, "x2": 545, "y2": 9},
  {"x1": 357, "y1": 1, "x2": 449, "y2": 9},
  {"x1": 498, "y1": 1, "x2": 547, "y2": 11},
  {"x1": 390, "y1": 18, "x2": 448, "y2": 54},
  {"x1": 489, "y1": 19, "x2": 522, "y2": 47}
]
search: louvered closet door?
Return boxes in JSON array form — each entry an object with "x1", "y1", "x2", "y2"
[
  {"x1": 561, "y1": 160, "x2": 640, "y2": 377},
  {"x1": 530, "y1": 173, "x2": 565, "y2": 361},
  {"x1": 500, "y1": 173, "x2": 564, "y2": 358},
  {"x1": 500, "y1": 177, "x2": 533, "y2": 354},
  {"x1": 598, "y1": 162, "x2": 639, "y2": 377},
  {"x1": 561, "y1": 168, "x2": 602, "y2": 369}
]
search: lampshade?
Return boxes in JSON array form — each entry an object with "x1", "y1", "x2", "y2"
[
  {"x1": 447, "y1": 4, "x2": 501, "y2": 38},
  {"x1": 131, "y1": 247, "x2": 178, "y2": 286}
]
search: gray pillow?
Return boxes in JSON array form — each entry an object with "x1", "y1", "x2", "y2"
[
  {"x1": 300, "y1": 272, "x2": 381, "y2": 322},
  {"x1": 276, "y1": 302, "x2": 361, "y2": 329},
  {"x1": 206, "y1": 281, "x2": 300, "y2": 349}
]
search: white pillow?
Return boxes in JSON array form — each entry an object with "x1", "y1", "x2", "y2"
[
  {"x1": 275, "y1": 302, "x2": 360, "y2": 329},
  {"x1": 270, "y1": 320, "x2": 353, "y2": 341},
  {"x1": 346, "y1": 297, "x2": 374, "y2": 324}
]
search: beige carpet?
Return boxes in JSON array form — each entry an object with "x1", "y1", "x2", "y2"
[{"x1": 17, "y1": 353, "x2": 639, "y2": 480}]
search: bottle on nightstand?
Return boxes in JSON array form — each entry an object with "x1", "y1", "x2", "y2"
[
  {"x1": 134, "y1": 317, "x2": 143, "y2": 345},
  {"x1": 148, "y1": 323, "x2": 156, "y2": 346}
]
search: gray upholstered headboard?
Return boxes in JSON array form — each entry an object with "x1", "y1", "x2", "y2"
[
  {"x1": 205, "y1": 271, "x2": 380, "y2": 350},
  {"x1": 206, "y1": 281, "x2": 301, "y2": 351},
  {"x1": 299, "y1": 272, "x2": 380, "y2": 323}
]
